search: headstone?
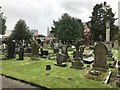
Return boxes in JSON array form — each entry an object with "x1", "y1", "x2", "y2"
[
  {"x1": 113, "y1": 40, "x2": 119, "y2": 50},
  {"x1": 61, "y1": 44, "x2": 69, "y2": 59},
  {"x1": 7, "y1": 40, "x2": 16, "y2": 59},
  {"x1": 93, "y1": 41, "x2": 108, "y2": 69},
  {"x1": 40, "y1": 47, "x2": 48, "y2": 57},
  {"x1": 17, "y1": 45, "x2": 24, "y2": 60},
  {"x1": 53, "y1": 42, "x2": 59, "y2": 54},
  {"x1": 71, "y1": 39, "x2": 84, "y2": 69},
  {"x1": 55, "y1": 53, "x2": 67, "y2": 67},
  {"x1": 31, "y1": 40, "x2": 39, "y2": 57}
]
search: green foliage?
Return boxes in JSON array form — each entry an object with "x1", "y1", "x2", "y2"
[
  {"x1": 91, "y1": 2, "x2": 119, "y2": 42},
  {"x1": 0, "y1": 7, "x2": 7, "y2": 35},
  {"x1": 51, "y1": 13, "x2": 84, "y2": 42},
  {"x1": 11, "y1": 19, "x2": 32, "y2": 43}
]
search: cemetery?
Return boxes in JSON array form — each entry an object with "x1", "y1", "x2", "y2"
[
  {"x1": 0, "y1": 37, "x2": 120, "y2": 88},
  {"x1": 0, "y1": 1, "x2": 120, "y2": 89}
]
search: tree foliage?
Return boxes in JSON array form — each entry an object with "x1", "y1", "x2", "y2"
[
  {"x1": 51, "y1": 13, "x2": 84, "y2": 42},
  {"x1": 91, "y1": 2, "x2": 119, "y2": 42},
  {"x1": 11, "y1": 19, "x2": 32, "y2": 43},
  {"x1": 0, "y1": 7, "x2": 7, "y2": 35}
]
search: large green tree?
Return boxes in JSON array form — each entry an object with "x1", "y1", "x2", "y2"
[
  {"x1": 51, "y1": 13, "x2": 84, "y2": 42},
  {"x1": 90, "y1": 2, "x2": 119, "y2": 42},
  {"x1": 0, "y1": 7, "x2": 7, "y2": 35},
  {"x1": 11, "y1": 19, "x2": 32, "y2": 44}
]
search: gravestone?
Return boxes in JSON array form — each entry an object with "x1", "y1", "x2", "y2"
[
  {"x1": 40, "y1": 47, "x2": 48, "y2": 58},
  {"x1": 31, "y1": 40, "x2": 39, "y2": 58},
  {"x1": 55, "y1": 52, "x2": 67, "y2": 67},
  {"x1": 7, "y1": 40, "x2": 16, "y2": 59},
  {"x1": 17, "y1": 44, "x2": 24, "y2": 60},
  {"x1": 61, "y1": 44, "x2": 69, "y2": 59},
  {"x1": 113, "y1": 40, "x2": 119, "y2": 50},
  {"x1": 71, "y1": 39, "x2": 84, "y2": 69},
  {"x1": 53, "y1": 41, "x2": 59, "y2": 54},
  {"x1": 93, "y1": 41, "x2": 108, "y2": 69}
]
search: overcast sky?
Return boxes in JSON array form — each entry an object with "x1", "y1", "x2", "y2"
[{"x1": 1, "y1": 0, "x2": 120, "y2": 35}]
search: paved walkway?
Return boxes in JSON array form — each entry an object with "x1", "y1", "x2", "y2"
[{"x1": 0, "y1": 75, "x2": 44, "y2": 89}]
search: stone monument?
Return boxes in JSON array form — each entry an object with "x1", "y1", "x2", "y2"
[
  {"x1": 17, "y1": 44, "x2": 24, "y2": 60},
  {"x1": 61, "y1": 43, "x2": 69, "y2": 60},
  {"x1": 113, "y1": 40, "x2": 119, "y2": 50},
  {"x1": 93, "y1": 41, "x2": 108, "y2": 69},
  {"x1": 7, "y1": 40, "x2": 16, "y2": 59},
  {"x1": 31, "y1": 39, "x2": 39, "y2": 58},
  {"x1": 71, "y1": 38, "x2": 84, "y2": 69},
  {"x1": 105, "y1": 20, "x2": 113, "y2": 59}
]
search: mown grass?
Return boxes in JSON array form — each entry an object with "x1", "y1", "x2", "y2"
[
  {"x1": 1, "y1": 47, "x2": 120, "y2": 88},
  {"x1": 1, "y1": 56, "x2": 117, "y2": 88}
]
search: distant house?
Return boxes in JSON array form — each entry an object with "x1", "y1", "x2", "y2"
[
  {"x1": 0, "y1": 30, "x2": 12, "y2": 41},
  {"x1": 83, "y1": 21, "x2": 93, "y2": 46}
]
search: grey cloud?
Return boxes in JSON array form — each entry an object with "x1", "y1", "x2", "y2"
[{"x1": 61, "y1": 2, "x2": 94, "y2": 14}]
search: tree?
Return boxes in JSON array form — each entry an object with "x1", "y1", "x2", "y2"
[
  {"x1": 11, "y1": 19, "x2": 32, "y2": 44},
  {"x1": 51, "y1": 13, "x2": 84, "y2": 43},
  {"x1": 90, "y1": 2, "x2": 119, "y2": 42},
  {"x1": 0, "y1": 7, "x2": 7, "y2": 35}
]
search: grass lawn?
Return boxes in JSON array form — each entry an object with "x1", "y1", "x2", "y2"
[{"x1": 0, "y1": 48, "x2": 120, "y2": 88}]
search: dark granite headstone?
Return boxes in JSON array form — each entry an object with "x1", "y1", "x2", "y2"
[
  {"x1": 7, "y1": 40, "x2": 16, "y2": 59},
  {"x1": 17, "y1": 45, "x2": 24, "y2": 60}
]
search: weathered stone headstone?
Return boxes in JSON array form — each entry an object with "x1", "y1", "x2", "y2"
[
  {"x1": 93, "y1": 41, "x2": 108, "y2": 69},
  {"x1": 71, "y1": 39, "x2": 84, "y2": 69},
  {"x1": 61, "y1": 44, "x2": 69, "y2": 59},
  {"x1": 7, "y1": 40, "x2": 16, "y2": 59},
  {"x1": 113, "y1": 40, "x2": 119, "y2": 50},
  {"x1": 31, "y1": 40, "x2": 39, "y2": 58},
  {"x1": 53, "y1": 41, "x2": 59, "y2": 54},
  {"x1": 55, "y1": 51, "x2": 67, "y2": 67}
]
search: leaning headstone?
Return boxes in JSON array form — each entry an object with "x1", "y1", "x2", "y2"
[
  {"x1": 93, "y1": 41, "x2": 108, "y2": 69},
  {"x1": 7, "y1": 40, "x2": 16, "y2": 59},
  {"x1": 113, "y1": 40, "x2": 119, "y2": 50}
]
